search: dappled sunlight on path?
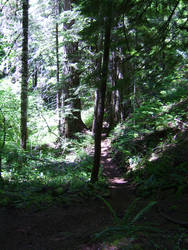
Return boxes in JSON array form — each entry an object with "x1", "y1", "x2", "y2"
[
  {"x1": 109, "y1": 177, "x2": 128, "y2": 185},
  {"x1": 101, "y1": 138, "x2": 127, "y2": 185}
]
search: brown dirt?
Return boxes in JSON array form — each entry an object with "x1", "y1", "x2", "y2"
[{"x1": 0, "y1": 138, "x2": 188, "y2": 249}]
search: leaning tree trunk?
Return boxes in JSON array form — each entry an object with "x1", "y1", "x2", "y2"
[
  {"x1": 20, "y1": 0, "x2": 29, "y2": 150},
  {"x1": 91, "y1": 13, "x2": 112, "y2": 183}
]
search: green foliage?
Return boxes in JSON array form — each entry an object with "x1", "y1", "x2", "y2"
[
  {"x1": 0, "y1": 126, "x2": 106, "y2": 209},
  {"x1": 0, "y1": 153, "x2": 104, "y2": 208},
  {"x1": 94, "y1": 197, "x2": 158, "y2": 244},
  {"x1": 135, "y1": 160, "x2": 188, "y2": 196},
  {"x1": 28, "y1": 93, "x2": 58, "y2": 146},
  {"x1": 0, "y1": 79, "x2": 20, "y2": 145},
  {"x1": 110, "y1": 69, "x2": 188, "y2": 197}
]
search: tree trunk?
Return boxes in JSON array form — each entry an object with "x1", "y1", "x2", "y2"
[
  {"x1": 92, "y1": 90, "x2": 100, "y2": 135},
  {"x1": 20, "y1": 0, "x2": 29, "y2": 150},
  {"x1": 92, "y1": 33, "x2": 103, "y2": 135},
  {"x1": 91, "y1": 13, "x2": 112, "y2": 183},
  {"x1": 63, "y1": 0, "x2": 86, "y2": 138},
  {"x1": 64, "y1": 64, "x2": 87, "y2": 138},
  {"x1": 32, "y1": 68, "x2": 37, "y2": 88},
  {"x1": 55, "y1": 0, "x2": 64, "y2": 139},
  {"x1": 0, "y1": 111, "x2": 6, "y2": 179}
]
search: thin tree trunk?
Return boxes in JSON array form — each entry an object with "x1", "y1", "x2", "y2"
[
  {"x1": 92, "y1": 33, "x2": 103, "y2": 135},
  {"x1": 56, "y1": 19, "x2": 63, "y2": 138},
  {"x1": 32, "y1": 68, "x2": 37, "y2": 88},
  {"x1": 0, "y1": 111, "x2": 6, "y2": 179},
  {"x1": 91, "y1": 13, "x2": 112, "y2": 183},
  {"x1": 92, "y1": 90, "x2": 99, "y2": 135},
  {"x1": 20, "y1": 0, "x2": 29, "y2": 150}
]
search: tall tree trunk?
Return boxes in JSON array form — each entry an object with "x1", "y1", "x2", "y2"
[
  {"x1": 55, "y1": 0, "x2": 63, "y2": 139},
  {"x1": 91, "y1": 13, "x2": 112, "y2": 183},
  {"x1": 105, "y1": 52, "x2": 119, "y2": 127},
  {"x1": 56, "y1": 22, "x2": 64, "y2": 138},
  {"x1": 20, "y1": 0, "x2": 29, "y2": 150},
  {"x1": 92, "y1": 90, "x2": 99, "y2": 135},
  {"x1": 64, "y1": 59, "x2": 87, "y2": 138},
  {"x1": 63, "y1": 0, "x2": 86, "y2": 138},
  {"x1": 0, "y1": 111, "x2": 6, "y2": 180},
  {"x1": 92, "y1": 33, "x2": 103, "y2": 135}
]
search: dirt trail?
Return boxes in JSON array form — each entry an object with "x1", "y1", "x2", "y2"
[
  {"x1": 101, "y1": 138, "x2": 125, "y2": 181},
  {"x1": 101, "y1": 138, "x2": 136, "y2": 215}
]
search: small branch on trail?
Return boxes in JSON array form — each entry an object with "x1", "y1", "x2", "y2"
[{"x1": 36, "y1": 106, "x2": 60, "y2": 139}]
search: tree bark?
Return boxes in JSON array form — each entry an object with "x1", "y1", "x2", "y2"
[
  {"x1": 92, "y1": 90, "x2": 100, "y2": 135},
  {"x1": 20, "y1": 0, "x2": 29, "y2": 150},
  {"x1": 92, "y1": 33, "x2": 103, "y2": 135},
  {"x1": 56, "y1": 22, "x2": 64, "y2": 138},
  {"x1": 63, "y1": 0, "x2": 86, "y2": 138},
  {"x1": 91, "y1": 14, "x2": 112, "y2": 183},
  {"x1": 55, "y1": 0, "x2": 64, "y2": 139},
  {"x1": 32, "y1": 68, "x2": 37, "y2": 88},
  {"x1": 0, "y1": 110, "x2": 6, "y2": 179}
]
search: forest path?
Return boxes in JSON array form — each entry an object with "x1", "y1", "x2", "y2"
[
  {"x1": 101, "y1": 138, "x2": 127, "y2": 185},
  {"x1": 100, "y1": 137, "x2": 136, "y2": 216}
]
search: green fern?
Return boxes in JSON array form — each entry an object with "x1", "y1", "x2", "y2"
[
  {"x1": 96, "y1": 195, "x2": 120, "y2": 224},
  {"x1": 131, "y1": 200, "x2": 157, "y2": 224},
  {"x1": 94, "y1": 196, "x2": 158, "y2": 241}
]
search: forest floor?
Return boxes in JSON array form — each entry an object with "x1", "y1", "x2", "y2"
[{"x1": 0, "y1": 138, "x2": 188, "y2": 249}]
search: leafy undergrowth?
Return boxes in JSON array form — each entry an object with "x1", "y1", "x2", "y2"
[
  {"x1": 94, "y1": 97, "x2": 188, "y2": 249},
  {"x1": 93, "y1": 197, "x2": 159, "y2": 246},
  {"x1": 111, "y1": 126, "x2": 188, "y2": 198},
  {"x1": 0, "y1": 132, "x2": 110, "y2": 209},
  {"x1": 0, "y1": 177, "x2": 109, "y2": 210},
  {"x1": 0, "y1": 176, "x2": 109, "y2": 210},
  {"x1": 82, "y1": 193, "x2": 188, "y2": 250},
  {"x1": 110, "y1": 97, "x2": 188, "y2": 198}
]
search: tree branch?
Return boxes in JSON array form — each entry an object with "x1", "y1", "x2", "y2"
[
  {"x1": 159, "y1": 0, "x2": 180, "y2": 36},
  {"x1": 0, "y1": 0, "x2": 9, "y2": 12}
]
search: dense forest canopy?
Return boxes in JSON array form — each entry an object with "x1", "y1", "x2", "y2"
[{"x1": 0, "y1": 0, "x2": 187, "y2": 174}]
